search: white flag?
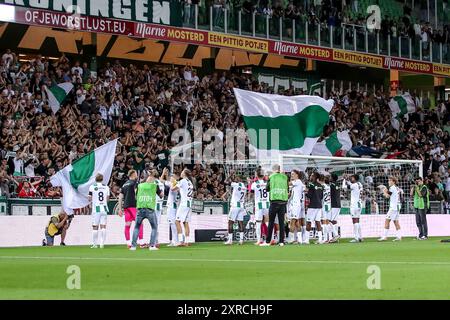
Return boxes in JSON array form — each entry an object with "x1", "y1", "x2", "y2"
[
  {"x1": 233, "y1": 88, "x2": 334, "y2": 159},
  {"x1": 45, "y1": 82, "x2": 74, "y2": 114},
  {"x1": 50, "y1": 140, "x2": 117, "y2": 211},
  {"x1": 312, "y1": 130, "x2": 353, "y2": 156}
]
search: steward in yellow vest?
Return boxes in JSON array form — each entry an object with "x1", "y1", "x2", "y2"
[{"x1": 410, "y1": 177, "x2": 429, "y2": 240}]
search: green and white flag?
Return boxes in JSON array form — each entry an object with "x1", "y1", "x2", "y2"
[
  {"x1": 45, "y1": 82, "x2": 74, "y2": 114},
  {"x1": 389, "y1": 93, "x2": 417, "y2": 130},
  {"x1": 308, "y1": 82, "x2": 323, "y2": 96},
  {"x1": 312, "y1": 130, "x2": 353, "y2": 156},
  {"x1": 50, "y1": 139, "x2": 117, "y2": 212},
  {"x1": 234, "y1": 88, "x2": 334, "y2": 157}
]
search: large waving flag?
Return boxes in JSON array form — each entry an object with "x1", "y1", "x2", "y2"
[
  {"x1": 389, "y1": 93, "x2": 417, "y2": 130},
  {"x1": 234, "y1": 88, "x2": 334, "y2": 157},
  {"x1": 312, "y1": 130, "x2": 353, "y2": 156},
  {"x1": 45, "y1": 82, "x2": 74, "y2": 114},
  {"x1": 50, "y1": 139, "x2": 117, "y2": 211}
]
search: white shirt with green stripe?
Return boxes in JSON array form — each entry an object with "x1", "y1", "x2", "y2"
[
  {"x1": 165, "y1": 180, "x2": 179, "y2": 209},
  {"x1": 343, "y1": 180, "x2": 363, "y2": 209},
  {"x1": 89, "y1": 183, "x2": 110, "y2": 214},
  {"x1": 251, "y1": 180, "x2": 269, "y2": 210},
  {"x1": 322, "y1": 183, "x2": 331, "y2": 211},
  {"x1": 290, "y1": 179, "x2": 305, "y2": 208},
  {"x1": 155, "y1": 179, "x2": 165, "y2": 212},
  {"x1": 178, "y1": 178, "x2": 194, "y2": 208},
  {"x1": 230, "y1": 182, "x2": 247, "y2": 208},
  {"x1": 389, "y1": 185, "x2": 400, "y2": 211}
]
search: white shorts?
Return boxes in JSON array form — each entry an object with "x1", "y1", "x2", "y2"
[
  {"x1": 386, "y1": 209, "x2": 400, "y2": 221},
  {"x1": 350, "y1": 208, "x2": 361, "y2": 218},
  {"x1": 255, "y1": 208, "x2": 269, "y2": 221},
  {"x1": 290, "y1": 206, "x2": 305, "y2": 220},
  {"x1": 167, "y1": 207, "x2": 177, "y2": 224},
  {"x1": 92, "y1": 212, "x2": 107, "y2": 226},
  {"x1": 229, "y1": 207, "x2": 246, "y2": 222},
  {"x1": 176, "y1": 206, "x2": 191, "y2": 223},
  {"x1": 330, "y1": 208, "x2": 341, "y2": 221},
  {"x1": 306, "y1": 208, "x2": 322, "y2": 222}
]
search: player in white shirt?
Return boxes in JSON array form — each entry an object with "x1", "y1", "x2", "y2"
[
  {"x1": 173, "y1": 169, "x2": 194, "y2": 246},
  {"x1": 160, "y1": 169, "x2": 180, "y2": 247},
  {"x1": 154, "y1": 169, "x2": 166, "y2": 247},
  {"x1": 343, "y1": 174, "x2": 364, "y2": 243},
  {"x1": 250, "y1": 169, "x2": 269, "y2": 245},
  {"x1": 164, "y1": 171, "x2": 180, "y2": 247},
  {"x1": 225, "y1": 176, "x2": 247, "y2": 245},
  {"x1": 379, "y1": 177, "x2": 402, "y2": 241},
  {"x1": 88, "y1": 174, "x2": 110, "y2": 249},
  {"x1": 321, "y1": 175, "x2": 332, "y2": 243},
  {"x1": 288, "y1": 170, "x2": 307, "y2": 244}
]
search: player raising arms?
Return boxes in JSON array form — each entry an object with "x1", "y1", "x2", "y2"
[
  {"x1": 250, "y1": 169, "x2": 269, "y2": 245},
  {"x1": 321, "y1": 175, "x2": 332, "y2": 243},
  {"x1": 288, "y1": 170, "x2": 306, "y2": 244},
  {"x1": 225, "y1": 175, "x2": 247, "y2": 245},
  {"x1": 329, "y1": 173, "x2": 341, "y2": 242},
  {"x1": 173, "y1": 169, "x2": 194, "y2": 247},
  {"x1": 164, "y1": 171, "x2": 180, "y2": 247},
  {"x1": 305, "y1": 172, "x2": 324, "y2": 245},
  {"x1": 154, "y1": 169, "x2": 167, "y2": 247},
  {"x1": 379, "y1": 177, "x2": 402, "y2": 242},
  {"x1": 89, "y1": 174, "x2": 110, "y2": 249},
  {"x1": 343, "y1": 174, "x2": 364, "y2": 243}
]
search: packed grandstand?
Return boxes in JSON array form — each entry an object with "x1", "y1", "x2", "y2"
[
  {"x1": 0, "y1": 47, "x2": 449, "y2": 206},
  {"x1": 0, "y1": 0, "x2": 450, "y2": 205}
]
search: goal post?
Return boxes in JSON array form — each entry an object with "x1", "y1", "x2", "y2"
[{"x1": 221, "y1": 155, "x2": 423, "y2": 239}]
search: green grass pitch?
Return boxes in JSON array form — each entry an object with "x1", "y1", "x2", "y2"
[{"x1": 0, "y1": 238, "x2": 449, "y2": 300}]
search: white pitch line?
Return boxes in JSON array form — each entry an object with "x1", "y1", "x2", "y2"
[{"x1": 0, "y1": 255, "x2": 449, "y2": 266}]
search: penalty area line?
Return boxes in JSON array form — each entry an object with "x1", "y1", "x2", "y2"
[{"x1": 0, "y1": 255, "x2": 449, "y2": 266}]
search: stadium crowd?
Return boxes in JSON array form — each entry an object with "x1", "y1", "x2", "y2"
[
  {"x1": 193, "y1": 0, "x2": 450, "y2": 60},
  {"x1": 1, "y1": 48, "x2": 450, "y2": 208}
]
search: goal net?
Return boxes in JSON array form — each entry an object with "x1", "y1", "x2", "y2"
[
  {"x1": 280, "y1": 155, "x2": 423, "y2": 236},
  {"x1": 223, "y1": 155, "x2": 423, "y2": 239},
  {"x1": 280, "y1": 154, "x2": 423, "y2": 216}
]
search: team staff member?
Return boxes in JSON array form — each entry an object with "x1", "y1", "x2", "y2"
[
  {"x1": 261, "y1": 164, "x2": 289, "y2": 247},
  {"x1": 130, "y1": 171, "x2": 163, "y2": 251},
  {"x1": 42, "y1": 211, "x2": 71, "y2": 246},
  {"x1": 411, "y1": 177, "x2": 429, "y2": 240},
  {"x1": 118, "y1": 170, "x2": 145, "y2": 248}
]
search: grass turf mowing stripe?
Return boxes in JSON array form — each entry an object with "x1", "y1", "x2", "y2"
[
  {"x1": 1, "y1": 239, "x2": 449, "y2": 299},
  {"x1": 1, "y1": 255, "x2": 450, "y2": 266}
]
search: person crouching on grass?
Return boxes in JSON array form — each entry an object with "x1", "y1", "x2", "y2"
[
  {"x1": 42, "y1": 211, "x2": 72, "y2": 246},
  {"x1": 129, "y1": 171, "x2": 164, "y2": 251}
]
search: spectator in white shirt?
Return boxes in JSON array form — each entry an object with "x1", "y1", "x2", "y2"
[{"x1": 71, "y1": 61, "x2": 83, "y2": 77}]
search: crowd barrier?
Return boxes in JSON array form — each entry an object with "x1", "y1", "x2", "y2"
[
  {"x1": 1, "y1": 214, "x2": 449, "y2": 247},
  {"x1": 1, "y1": 198, "x2": 448, "y2": 216}
]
